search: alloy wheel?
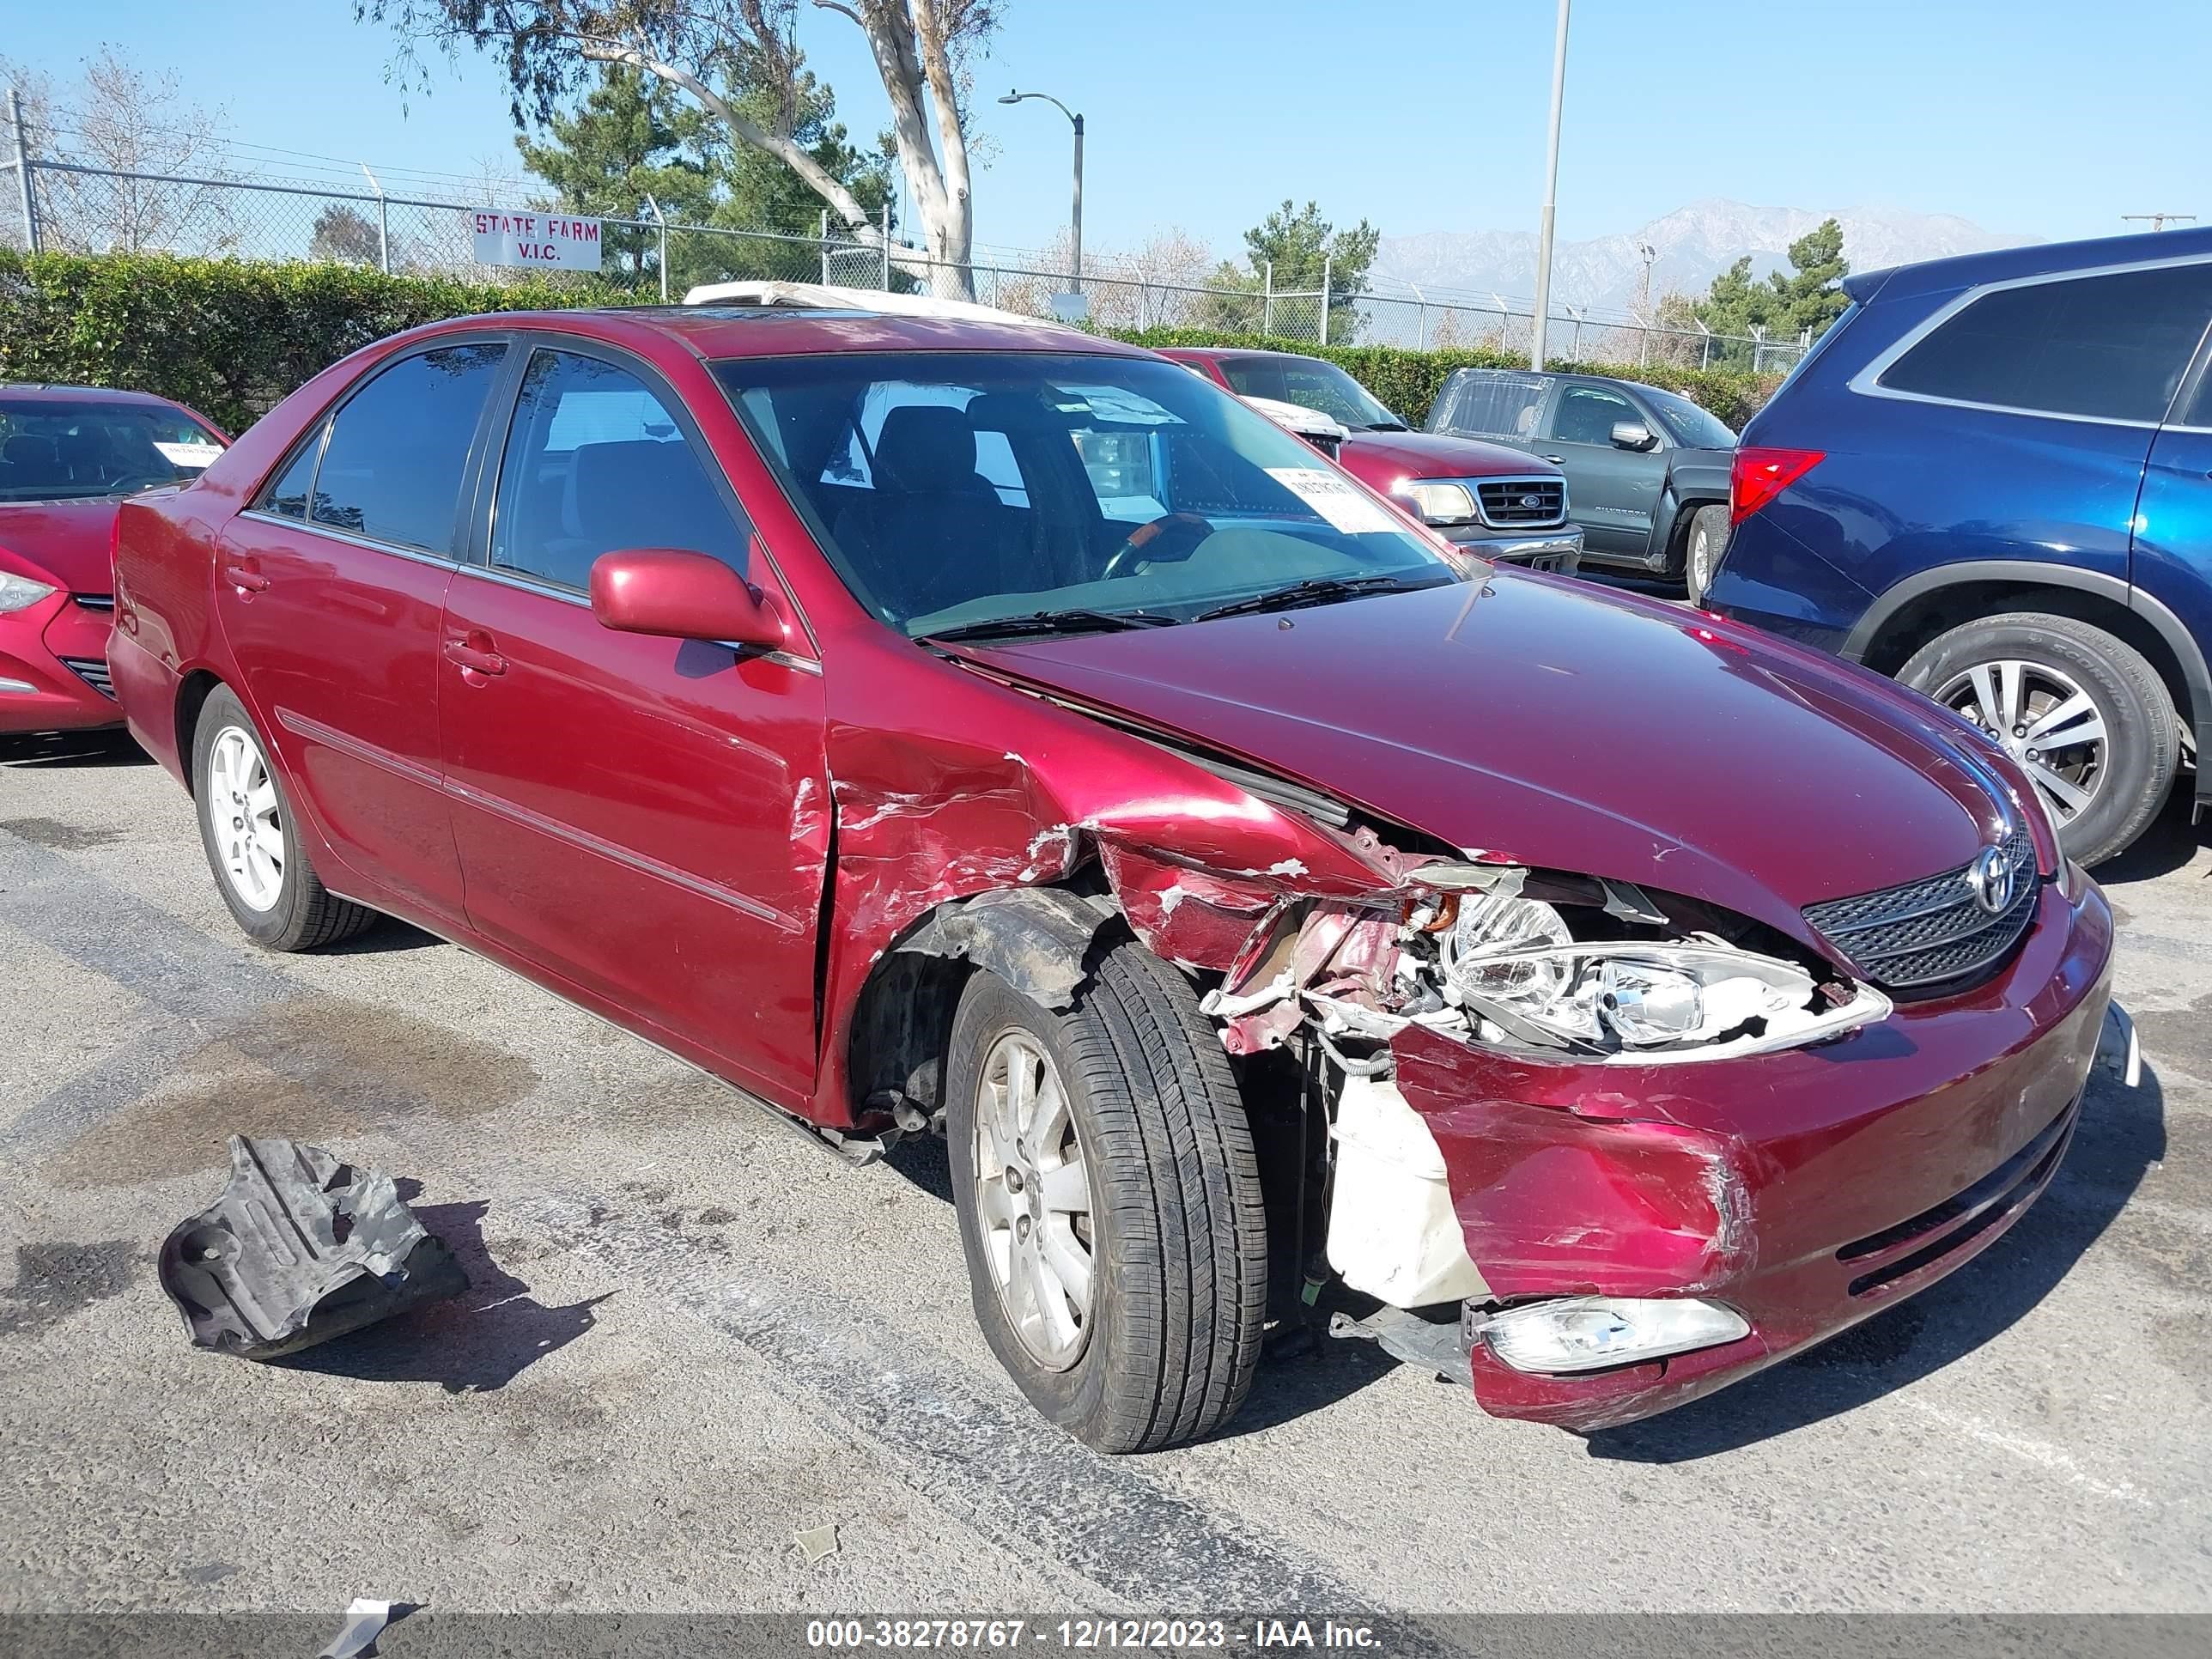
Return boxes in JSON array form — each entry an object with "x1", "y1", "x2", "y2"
[
  {"x1": 207, "y1": 725, "x2": 285, "y2": 912},
  {"x1": 972, "y1": 1030, "x2": 1096, "y2": 1370},
  {"x1": 1935, "y1": 658, "x2": 2107, "y2": 832}
]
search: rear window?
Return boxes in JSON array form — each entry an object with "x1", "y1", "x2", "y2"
[
  {"x1": 308, "y1": 343, "x2": 507, "y2": 552},
  {"x1": 1879, "y1": 262, "x2": 2212, "y2": 422},
  {"x1": 0, "y1": 398, "x2": 222, "y2": 503},
  {"x1": 1430, "y1": 372, "x2": 1547, "y2": 440}
]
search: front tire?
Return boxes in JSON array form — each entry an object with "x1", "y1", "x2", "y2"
[
  {"x1": 946, "y1": 933, "x2": 1267, "y2": 1453},
  {"x1": 1898, "y1": 611, "x2": 2179, "y2": 866},
  {"x1": 191, "y1": 685, "x2": 378, "y2": 951},
  {"x1": 1684, "y1": 503, "x2": 1730, "y2": 605}
]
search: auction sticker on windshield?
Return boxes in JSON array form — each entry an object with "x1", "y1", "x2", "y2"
[
  {"x1": 153, "y1": 441, "x2": 224, "y2": 469},
  {"x1": 1266, "y1": 467, "x2": 1400, "y2": 535}
]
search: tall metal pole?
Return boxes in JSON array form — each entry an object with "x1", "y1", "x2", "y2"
[
  {"x1": 880, "y1": 198, "x2": 891, "y2": 289},
  {"x1": 360, "y1": 164, "x2": 389, "y2": 273},
  {"x1": 7, "y1": 88, "x2": 36, "y2": 254},
  {"x1": 1529, "y1": 0, "x2": 1571, "y2": 370},
  {"x1": 1263, "y1": 259, "x2": 1274, "y2": 337},
  {"x1": 1319, "y1": 253, "x2": 1333, "y2": 347},
  {"x1": 1070, "y1": 112, "x2": 1084, "y2": 293},
  {"x1": 647, "y1": 194, "x2": 668, "y2": 302}
]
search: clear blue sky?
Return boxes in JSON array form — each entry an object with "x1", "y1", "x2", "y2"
[{"x1": 8, "y1": 1, "x2": 2208, "y2": 259}]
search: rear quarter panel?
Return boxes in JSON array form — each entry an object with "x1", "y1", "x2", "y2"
[{"x1": 112, "y1": 349, "x2": 379, "y2": 781}]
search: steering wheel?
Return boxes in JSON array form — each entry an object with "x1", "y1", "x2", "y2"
[{"x1": 1099, "y1": 512, "x2": 1213, "y2": 582}]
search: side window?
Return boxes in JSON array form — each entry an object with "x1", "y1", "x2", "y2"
[
  {"x1": 1440, "y1": 374, "x2": 1547, "y2": 439},
  {"x1": 1547, "y1": 386, "x2": 1638, "y2": 447},
  {"x1": 260, "y1": 423, "x2": 325, "y2": 520},
  {"x1": 1881, "y1": 263, "x2": 2212, "y2": 422},
  {"x1": 312, "y1": 343, "x2": 507, "y2": 550},
  {"x1": 490, "y1": 348, "x2": 746, "y2": 592}
]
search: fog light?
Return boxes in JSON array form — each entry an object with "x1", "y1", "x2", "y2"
[{"x1": 1478, "y1": 1296, "x2": 1750, "y2": 1374}]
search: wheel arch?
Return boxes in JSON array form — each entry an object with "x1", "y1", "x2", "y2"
[
  {"x1": 1656, "y1": 487, "x2": 1728, "y2": 571},
  {"x1": 842, "y1": 884, "x2": 1121, "y2": 1128},
  {"x1": 1844, "y1": 562, "x2": 2208, "y2": 751},
  {"x1": 173, "y1": 668, "x2": 226, "y2": 798}
]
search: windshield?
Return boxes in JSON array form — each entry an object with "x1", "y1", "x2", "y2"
[
  {"x1": 717, "y1": 352, "x2": 1460, "y2": 639},
  {"x1": 1213, "y1": 356, "x2": 1403, "y2": 430},
  {"x1": 1639, "y1": 386, "x2": 1737, "y2": 450},
  {"x1": 0, "y1": 398, "x2": 222, "y2": 503}
]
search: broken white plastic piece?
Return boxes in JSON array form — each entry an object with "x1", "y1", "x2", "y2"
[
  {"x1": 319, "y1": 1598, "x2": 395, "y2": 1659},
  {"x1": 1325, "y1": 1075, "x2": 1490, "y2": 1308},
  {"x1": 2098, "y1": 999, "x2": 2142, "y2": 1088}
]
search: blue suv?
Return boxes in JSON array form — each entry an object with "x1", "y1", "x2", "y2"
[{"x1": 1707, "y1": 228, "x2": 2212, "y2": 866}]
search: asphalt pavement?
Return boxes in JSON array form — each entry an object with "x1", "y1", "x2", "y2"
[{"x1": 3, "y1": 730, "x2": 2209, "y2": 1619}]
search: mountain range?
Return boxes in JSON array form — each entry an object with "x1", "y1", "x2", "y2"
[{"x1": 1371, "y1": 199, "x2": 2030, "y2": 315}]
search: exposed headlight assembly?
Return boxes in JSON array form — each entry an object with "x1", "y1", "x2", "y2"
[
  {"x1": 0, "y1": 571, "x2": 58, "y2": 613},
  {"x1": 1430, "y1": 890, "x2": 1888, "y2": 1061}
]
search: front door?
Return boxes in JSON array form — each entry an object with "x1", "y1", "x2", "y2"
[
  {"x1": 213, "y1": 339, "x2": 511, "y2": 921},
  {"x1": 438, "y1": 343, "x2": 829, "y2": 1108},
  {"x1": 1539, "y1": 381, "x2": 1662, "y2": 556}
]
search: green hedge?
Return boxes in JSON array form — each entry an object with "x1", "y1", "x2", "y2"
[
  {"x1": 1108, "y1": 326, "x2": 1779, "y2": 431},
  {"x1": 1, "y1": 250, "x2": 1778, "y2": 440},
  {"x1": 0, "y1": 250, "x2": 622, "y2": 434}
]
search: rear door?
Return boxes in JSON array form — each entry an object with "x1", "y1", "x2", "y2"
[
  {"x1": 2135, "y1": 332, "x2": 2212, "y2": 701},
  {"x1": 437, "y1": 338, "x2": 829, "y2": 1107},
  {"x1": 215, "y1": 337, "x2": 510, "y2": 921},
  {"x1": 1536, "y1": 380, "x2": 1662, "y2": 556}
]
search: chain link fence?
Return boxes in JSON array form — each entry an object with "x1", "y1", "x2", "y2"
[{"x1": 0, "y1": 137, "x2": 1803, "y2": 370}]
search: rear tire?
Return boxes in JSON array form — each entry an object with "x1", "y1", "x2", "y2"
[
  {"x1": 1898, "y1": 611, "x2": 2179, "y2": 867},
  {"x1": 191, "y1": 685, "x2": 379, "y2": 951},
  {"x1": 946, "y1": 933, "x2": 1267, "y2": 1453},
  {"x1": 1684, "y1": 504, "x2": 1730, "y2": 605}
]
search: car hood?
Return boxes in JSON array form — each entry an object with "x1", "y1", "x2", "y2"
[
  {"x1": 967, "y1": 574, "x2": 2014, "y2": 939},
  {"x1": 0, "y1": 499, "x2": 121, "y2": 592},
  {"x1": 1339, "y1": 428, "x2": 1549, "y2": 483}
]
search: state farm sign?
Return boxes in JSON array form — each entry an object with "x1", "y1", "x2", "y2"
[{"x1": 469, "y1": 210, "x2": 603, "y2": 272}]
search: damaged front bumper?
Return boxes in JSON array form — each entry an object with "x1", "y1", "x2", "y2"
[
  {"x1": 1395, "y1": 876, "x2": 2117, "y2": 1432},
  {"x1": 1437, "y1": 524, "x2": 1583, "y2": 574}
]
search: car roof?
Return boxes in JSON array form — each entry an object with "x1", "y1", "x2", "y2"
[
  {"x1": 1845, "y1": 223, "x2": 2212, "y2": 304},
  {"x1": 0, "y1": 382, "x2": 194, "y2": 407},
  {"x1": 401, "y1": 305, "x2": 1152, "y2": 363},
  {"x1": 1443, "y1": 365, "x2": 1686, "y2": 401},
  {"x1": 1157, "y1": 346, "x2": 1316, "y2": 367}
]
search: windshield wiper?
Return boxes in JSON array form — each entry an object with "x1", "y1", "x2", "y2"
[
  {"x1": 1364, "y1": 421, "x2": 1413, "y2": 432},
  {"x1": 1194, "y1": 574, "x2": 1441, "y2": 622},
  {"x1": 921, "y1": 607, "x2": 1181, "y2": 643}
]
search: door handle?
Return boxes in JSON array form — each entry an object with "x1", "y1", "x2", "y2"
[
  {"x1": 443, "y1": 637, "x2": 507, "y2": 677},
  {"x1": 220, "y1": 557, "x2": 270, "y2": 593}
]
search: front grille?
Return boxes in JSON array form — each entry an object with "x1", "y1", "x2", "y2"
[
  {"x1": 58, "y1": 656, "x2": 114, "y2": 699},
  {"x1": 1802, "y1": 828, "x2": 2039, "y2": 993},
  {"x1": 1474, "y1": 477, "x2": 1566, "y2": 527},
  {"x1": 1838, "y1": 1097, "x2": 2076, "y2": 1296},
  {"x1": 71, "y1": 592, "x2": 115, "y2": 611}
]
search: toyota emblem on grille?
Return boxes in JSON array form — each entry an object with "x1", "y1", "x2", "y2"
[
  {"x1": 1520, "y1": 494, "x2": 1542, "y2": 508},
  {"x1": 1965, "y1": 846, "x2": 2015, "y2": 915}
]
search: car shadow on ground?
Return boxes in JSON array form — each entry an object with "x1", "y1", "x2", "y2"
[
  {"x1": 0, "y1": 730, "x2": 149, "y2": 769},
  {"x1": 272, "y1": 1196, "x2": 611, "y2": 1393},
  {"x1": 1580, "y1": 1062, "x2": 2166, "y2": 1463},
  {"x1": 322, "y1": 918, "x2": 447, "y2": 955},
  {"x1": 2090, "y1": 784, "x2": 2210, "y2": 889}
]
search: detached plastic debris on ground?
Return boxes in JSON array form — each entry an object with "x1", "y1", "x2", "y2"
[{"x1": 159, "y1": 1136, "x2": 468, "y2": 1359}]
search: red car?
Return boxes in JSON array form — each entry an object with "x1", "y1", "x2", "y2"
[
  {"x1": 1159, "y1": 346, "x2": 1583, "y2": 574},
  {"x1": 112, "y1": 307, "x2": 2120, "y2": 1449},
  {"x1": 1, "y1": 385, "x2": 228, "y2": 736}
]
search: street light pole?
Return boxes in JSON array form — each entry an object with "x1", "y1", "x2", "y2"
[
  {"x1": 1000, "y1": 90, "x2": 1085, "y2": 292},
  {"x1": 1529, "y1": 0, "x2": 1571, "y2": 371}
]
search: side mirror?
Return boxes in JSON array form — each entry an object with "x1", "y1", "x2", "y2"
[
  {"x1": 588, "y1": 548, "x2": 786, "y2": 649},
  {"x1": 1610, "y1": 421, "x2": 1657, "y2": 452}
]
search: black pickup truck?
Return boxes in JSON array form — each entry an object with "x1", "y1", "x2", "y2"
[{"x1": 1425, "y1": 368, "x2": 1737, "y2": 600}]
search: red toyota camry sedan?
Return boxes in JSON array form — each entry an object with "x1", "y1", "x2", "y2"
[
  {"x1": 1, "y1": 385, "x2": 227, "y2": 735},
  {"x1": 112, "y1": 304, "x2": 2120, "y2": 1449}
]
